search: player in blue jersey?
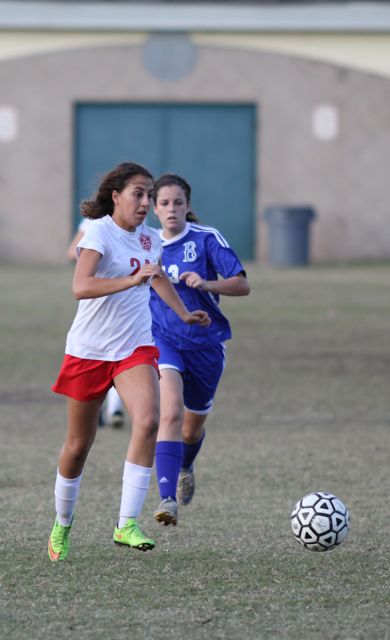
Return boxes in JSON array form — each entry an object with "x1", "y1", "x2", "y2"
[{"x1": 150, "y1": 174, "x2": 250, "y2": 526}]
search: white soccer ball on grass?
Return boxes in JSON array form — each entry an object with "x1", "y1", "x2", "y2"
[{"x1": 291, "y1": 491, "x2": 350, "y2": 552}]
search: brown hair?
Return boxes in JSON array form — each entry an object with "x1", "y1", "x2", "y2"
[
  {"x1": 153, "y1": 173, "x2": 199, "y2": 223},
  {"x1": 81, "y1": 162, "x2": 153, "y2": 219}
]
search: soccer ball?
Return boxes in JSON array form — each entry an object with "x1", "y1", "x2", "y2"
[{"x1": 291, "y1": 491, "x2": 350, "y2": 552}]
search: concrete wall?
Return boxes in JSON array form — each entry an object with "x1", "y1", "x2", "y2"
[{"x1": 0, "y1": 38, "x2": 389, "y2": 263}]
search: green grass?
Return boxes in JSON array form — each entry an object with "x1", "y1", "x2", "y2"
[{"x1": 0, "y1": 264, "x2": 389, "y2": 639}]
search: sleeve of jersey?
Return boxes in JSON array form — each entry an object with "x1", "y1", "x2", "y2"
[
  {"x1": 205, "y1": 232, "x2": 246, "y2": 279},
  {"x1": 76, "y1": 222, "x2": 106, "y2": 258}
]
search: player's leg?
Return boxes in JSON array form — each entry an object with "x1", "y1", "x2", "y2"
[
  {"x1": 59, "y1": 397, "x2": 102, "y2": 477},
  {"x1": 48, "y1": 396, "x2": 103, "y2": 561},
  {"x1": 182, "y1": 411, "x2": 207, "y2": 445},
  {"x1": 178, "y1": 412, "x2": 207, "y2": 506},
  {"x1": 178, "y1": 344, "x2": 226, "y2": 506},
  {"x1": 112, "y1": 362, "x2": 159, "y2": 550},
  {"x1": 152, "y1": 339, "x2": 185, "y2": 526},
  {"x1": 154, "y1": 367, "x2": 184, "y2": 525}
]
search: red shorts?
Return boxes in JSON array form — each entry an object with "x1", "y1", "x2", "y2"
[{"x1": 52, "y1": 345, "x2": 160, "y2": 402}]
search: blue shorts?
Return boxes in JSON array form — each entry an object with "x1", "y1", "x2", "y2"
[{"x1": 155, "y1": 337, "x2": 226, "y2": 414}]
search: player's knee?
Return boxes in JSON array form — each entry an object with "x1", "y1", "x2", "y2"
[
  {"x1": 182, "y1": 422, "x2": 205, "y2": 443},
  {"x1": 137, "y1": 413, "x2": 159, "y2": 440},
  {"x1": 160, "y1": 403, "x2": 184, "y2": 429},
  {"x1": 65, "y1": 437, "x2": 93, "y2": 462}
]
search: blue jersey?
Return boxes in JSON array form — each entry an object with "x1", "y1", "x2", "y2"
[{"x1": 149, "y1": 222, "x2": 246, "y2": 350}]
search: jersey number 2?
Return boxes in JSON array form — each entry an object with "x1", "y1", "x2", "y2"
[{"x1": 129, "y1": 258, "x2": 150, "y2": 275}]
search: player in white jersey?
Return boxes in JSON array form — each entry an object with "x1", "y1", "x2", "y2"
[
  {"x1": 150, "y1": 174, "x2": 250, "y2": 526},
  {"x1": 67, "y1": 218, "x2": 124, "y2": 427},
  {"x1": 48, "y1": 163, "x2": 210, "y2": 561}
]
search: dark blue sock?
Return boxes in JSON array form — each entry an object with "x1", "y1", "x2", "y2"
[
  {"x1": 155, "y1": 441, "x2": 183, "y2": 501},
  {"x1": 181, "y1": 431, "x2": 205, "y2": 470}
]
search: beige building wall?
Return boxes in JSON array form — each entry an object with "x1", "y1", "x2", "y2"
[
  {"x1": 0, "y1": 31, "x2": 389, "y2": 263},
  {"x1": 1, "y1": 31, "x2": 390, "y2": 78}
]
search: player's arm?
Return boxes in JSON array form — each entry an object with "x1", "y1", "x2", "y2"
[
  {"x1": 151, "y1": 270, "x2": 210, "y2": 326},
  {"x1": 180, "y1": 271, "x2": 250, "y2": 296},
  {"x1": 72, "y1": 248, "x2": 163, "y2": 300},
  {"x1": 67, "y1": 229, "x2": 85, "y2": 262}
]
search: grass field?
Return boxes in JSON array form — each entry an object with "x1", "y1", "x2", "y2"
[{"x1": 0, "y1": 263, "x2": 389, "y2": 640}]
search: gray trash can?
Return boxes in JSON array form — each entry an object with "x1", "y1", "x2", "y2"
[{"x1": 265, "y1": 206, "x2": 316, "y2": 267}]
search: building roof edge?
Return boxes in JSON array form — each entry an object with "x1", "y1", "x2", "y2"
[{"x1": 1, "y1": 2, "x2": 390, "y2": 32}]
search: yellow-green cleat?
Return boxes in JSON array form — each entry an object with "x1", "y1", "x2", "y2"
[
  {"x1": 48, "y1": 518, "x2": 72, "y2": 561},
  {"x1": 113, "y1": 518, "x2": 155, "y2": 552}
]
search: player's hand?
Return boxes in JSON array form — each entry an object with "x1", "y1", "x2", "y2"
[
  {"x1": 131, "y1": 264, "x2": 163, "y2": 286},
  {"x1": 182, "y1": 310, "x2": 211, "y2": 326},
  {"x1": 180, "y1": 271, "x2": 208, "y2": 291}
]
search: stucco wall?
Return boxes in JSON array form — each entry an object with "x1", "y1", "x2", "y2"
[{"x1": 0, "y1": 41, "x2": 389, "y2": 263}]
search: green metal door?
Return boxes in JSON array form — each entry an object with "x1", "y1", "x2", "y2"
[{"x1": 74, "y1": 103, "x2": 256, "y2": 259}]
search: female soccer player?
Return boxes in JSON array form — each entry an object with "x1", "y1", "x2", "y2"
[
  {"x1": 150, "y1": 174, "x2": 250, "y2": 526},
  {"x1": 48, "y1": 162, "x2": 210, "y2": 561},
  {"x1": 67, "y1": 218, "x2": 125, "y2": 428}
]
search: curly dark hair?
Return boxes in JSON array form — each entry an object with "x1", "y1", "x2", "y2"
[{"x1": 81, "y1": 162, "x2": 153, "y2": 219}]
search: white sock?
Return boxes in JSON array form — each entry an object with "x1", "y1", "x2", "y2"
[
  {"x1": 106, "y1": 387, "x2": 123, "y2": 416},
  {"x1": 54, "y1": 470, "x2": 83, "y2": 526},
  {"x1": 118, "y1": 461, "x2": 152, "y2": 528}
]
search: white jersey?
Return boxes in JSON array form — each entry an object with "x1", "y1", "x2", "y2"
[
  {"x1": 78, "y1": 217, "x2": 92, "y2": 233},
  {"x1": 65, "y1": 216, "x2": 162, "y2": 361}
]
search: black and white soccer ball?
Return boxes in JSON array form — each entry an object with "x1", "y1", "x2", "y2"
[{"x1": 291, "y1": 491, "x2": 350, "y2": 552}]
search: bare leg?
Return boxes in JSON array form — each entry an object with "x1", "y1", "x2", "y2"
[
  {"x1": 114, "y1": 364, "x2": 160, "y2": 467},
  {"x1": 113, "y1": 365, "x2": 160, "y2": 536},
  {"x1": 182, "y1": 410, "x2": 208, "y2": 444},
  {"x1": 59, "y1": 396, "x2": 104, "y2": 478},
  {"x1": 157, "y1": 369, "x2": 184, "y2": 442},
  {"x1": 153, "y1": 369, "x2": 184, "y2": 522},
  {"x1": 49, "y1": 395, "x2": 104, "y2": 561}
]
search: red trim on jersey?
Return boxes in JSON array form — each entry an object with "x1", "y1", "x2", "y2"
[{"x1": 52, "y1": 346, "x2": 160, "y2": 402}]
